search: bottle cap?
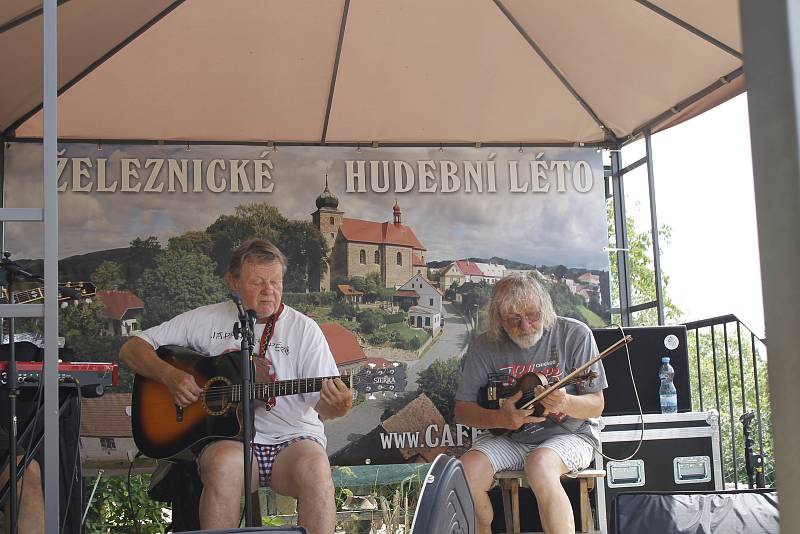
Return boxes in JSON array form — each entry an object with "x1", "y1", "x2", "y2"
[{"x1": 661, "y1": 356, "x2": 670, "y2": 363}]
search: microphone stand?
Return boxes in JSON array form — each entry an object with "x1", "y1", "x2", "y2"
[{"x1": 231, "y1": 294, "x2": 257, "y2": 527}]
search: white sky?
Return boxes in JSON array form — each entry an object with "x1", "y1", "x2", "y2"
[{"x1": 621, "y1": 94, "x2": 765, "y2": 336}]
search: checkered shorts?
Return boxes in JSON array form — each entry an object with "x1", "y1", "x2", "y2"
[{"x1": 252, "y1": 436, "x2": 323, "y2": 486}]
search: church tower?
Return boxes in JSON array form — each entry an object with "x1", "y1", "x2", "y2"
[{"x1": 312, "y1": 175, "x2": 343, "y2": 291}]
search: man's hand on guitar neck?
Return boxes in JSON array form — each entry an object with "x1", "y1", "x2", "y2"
[{"x1": 316, "y1": 377, "x2": 352, "y2": 421}]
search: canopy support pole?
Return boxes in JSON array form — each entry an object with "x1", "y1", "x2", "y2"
[
  {"x1": 43, "y1": 0, "x2": 61, "y2": 530},
  {"x1": 741, "y1": 0, "x2": 800, "y2": 525}
]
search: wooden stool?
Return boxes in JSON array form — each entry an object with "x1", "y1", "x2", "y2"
[{"x1": 495, "y1": 468, "x2": 605, "y2": 534}]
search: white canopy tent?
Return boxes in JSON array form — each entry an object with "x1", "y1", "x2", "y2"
[
  {"x1": 3, "y1": 0, "x2": 744, "y2": 145},
  {"x1": 1, "y1": 1, "x2": 798, "y2": 532}
]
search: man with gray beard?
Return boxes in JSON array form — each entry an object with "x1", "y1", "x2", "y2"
[{"x1": 455, "y1": 274, "x2": 607, "y2": 534}]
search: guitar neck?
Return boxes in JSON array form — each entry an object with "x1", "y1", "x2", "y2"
[{"x1": 239, "y1": 374, "x2": 349, "y2": 402}]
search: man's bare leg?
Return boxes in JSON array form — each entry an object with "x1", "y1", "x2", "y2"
[
  {"x1": 525, "y1": 447, "x2": 572, "y2": 534},
  {"x1": 2, "y1": 457, "x2": 44, "y2": 534},
  {"x1": 198, "y1": 440, "x2": 259, "y2": 529},
  {"x1": 460, "y1": 450, "x2": 496, "y2": 534},
  {"x1": 268, "y1": 440, "x2": 335, "y2": 534}
]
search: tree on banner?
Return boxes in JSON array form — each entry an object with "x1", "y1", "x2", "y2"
[
  {"x1": 203, "y1": 203, "x2": 328, "y2": 292},
  {"x1": 137, "y1": 249, "x2": 227, "y2": 328}
]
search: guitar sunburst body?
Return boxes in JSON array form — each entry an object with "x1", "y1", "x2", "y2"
[
  {"x1": 132, "y1": 346, "x2": 247, "y2": 459},
  {"x1": 132, "y1": 345, "x2": 407, "y2": 460}
]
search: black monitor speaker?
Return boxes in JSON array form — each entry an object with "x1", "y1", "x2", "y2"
[
  {"x1": 592, "y1": 326, "x2": 692, "y2": 416},
  {"x1": 614, "y1": 489, "x2": 778, "y2": 534},
  {"x1": 411, "y1": 454, "x2": 474, "y2": 534}
]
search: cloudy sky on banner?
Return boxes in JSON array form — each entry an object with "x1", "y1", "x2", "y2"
[{"x1": 4, "y1": 145, "x2": 609, "y2": 271}]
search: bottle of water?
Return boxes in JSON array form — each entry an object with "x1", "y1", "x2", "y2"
[{"x1": 659, "y1": 356, "x2": 678, "y2": 414}]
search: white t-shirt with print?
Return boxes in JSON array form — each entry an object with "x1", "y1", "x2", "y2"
[{"x1": 136, "y1": 301, "x2": 338, "y2": 447}]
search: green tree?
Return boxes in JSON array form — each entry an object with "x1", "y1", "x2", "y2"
[
  {"x1": 83, "y1": 474, "x2": 168, "y2": 533},
  {"x1": 279, "y1": 219, "x2": 328, "y2": 292},
  {"x1": 125, "y1": 236, "x2": 162, "y2": 288},
  {"x1": 331, "y1": 300, "x2": 357, "y2": 319},
  {"x1": 364, "y1": 272, "x2": 384, "y2": 301},
  {"x1": 91, "y1": 260, "x2": 125, "y2": 290},
  {"x1": 206, "y1": 203, "x2": 328, "y2": 292},
  {"x1": 137, "y1": 250, "x2": 227, "y2": 328},
  {"x1": 168, "y1": 230, "x2": 214, "y2": 256},
  {"x1": 606, "y1": 201, "x2": 681, "y2": 325},
  {"x1": 59, "y1": 300, "x2": 127, "y2": 362},
  {"x1": 688, "y1": 328, "x2": 773, "y2": 486},
  {"x1": 548, "y1": 282, "x2": 584, "y2": 321},
  {"x1": 417, "y1": 357, "x2": 462, "y2": 423},
  {"x1": 357, "y1": 309, "x2": 385, "y2": 334}
]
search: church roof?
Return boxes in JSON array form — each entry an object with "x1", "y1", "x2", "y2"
[{"x1": 340, "y1": 218, "x2": 425, "y2": 250}]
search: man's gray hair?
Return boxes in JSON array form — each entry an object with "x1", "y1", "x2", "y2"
[
  {"x1": 487, "y1": 274, "x2": 556, "y2": 340},
  {"x1": 228, "y1": 238, "x2": 288, "y2": 278}
]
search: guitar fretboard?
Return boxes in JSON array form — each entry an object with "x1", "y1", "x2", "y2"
[{"x1": 229, "y1": 374, "x2": 350, "y2": 402}]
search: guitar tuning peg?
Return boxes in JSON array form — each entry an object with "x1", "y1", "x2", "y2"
[
  {"x1": 368, "y1": 363, "x2": 376, "y2": 369},
  {"x1": 392, "y1": 362, "x2": 400, "y2": 367},
  {"x1": 367, "y1": 393, "x2": 377, "y2": 400}
]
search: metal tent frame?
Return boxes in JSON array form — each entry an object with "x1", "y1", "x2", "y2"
[{"x1": 1, "y1": 1, "x2": 799, "y2": 531}]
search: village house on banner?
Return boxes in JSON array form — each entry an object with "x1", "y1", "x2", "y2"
[{"x1": 312, "y1": 180, "x2": 427, "y2": 291}]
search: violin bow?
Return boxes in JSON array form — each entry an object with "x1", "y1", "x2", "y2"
[{"x1": 518, "y1": 334, "x2": 633, "y2": 411}]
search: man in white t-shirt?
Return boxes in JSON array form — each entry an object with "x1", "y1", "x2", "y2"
[{"x1": 120, "y1": 238, "x2": 352, "y2": 533}]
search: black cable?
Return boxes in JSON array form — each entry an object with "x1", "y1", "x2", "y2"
[
  {"x1": 13, "y1": 372, "x2": 46, "y2": 529},
  {"x1": 127, "y1": 451, "x2": 143, "y2": 534},
  {"x1": 60, "y1": 383, "x2": 82, "y2": 534}
]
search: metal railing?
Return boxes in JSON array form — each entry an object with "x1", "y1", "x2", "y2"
[{"x1": 683, "y1": 314, "x2": 771, "y2": 488}]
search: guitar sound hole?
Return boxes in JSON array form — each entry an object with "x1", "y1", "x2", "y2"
[{"x1": 203, "y1": 376, "x2": 233, "y2": 415}]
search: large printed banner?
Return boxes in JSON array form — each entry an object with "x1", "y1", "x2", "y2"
[{"x1": 5, "y1": 143, "x2": 609, "y2": 465}]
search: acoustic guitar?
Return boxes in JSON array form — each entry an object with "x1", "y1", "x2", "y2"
[{"x1": 131, "y1": 345, "x2": 407, "y2": 459}]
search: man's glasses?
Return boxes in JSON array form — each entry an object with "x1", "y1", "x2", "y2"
[{"x1": 501, "y1": 311, "x2": 542, "y2": 326}]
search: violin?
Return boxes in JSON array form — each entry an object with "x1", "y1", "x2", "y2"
[
  {"x1": 478, "y1": 334, "x2": 633, "y2": 436},
  {"x1": 479, "y1": 371, "x2": 598, "y2": 435}
]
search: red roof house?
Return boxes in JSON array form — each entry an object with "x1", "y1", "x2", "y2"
[{"x1": 320, "y1": 322, "x2": 367, "y2": 366}]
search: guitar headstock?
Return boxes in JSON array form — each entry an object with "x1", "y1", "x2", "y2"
[
  {"x1": 349, "y1": 362, "x2": 408, "y2": 399},
  {"x1": 61, "y1": 281, "x2": 97, "y2": 303}
]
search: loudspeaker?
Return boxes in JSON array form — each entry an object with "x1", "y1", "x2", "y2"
[
  {"x1": 179, "y1": 527, "x2": 307, "y2": 533},
  {"x1": 614, "y1": 489, "x2": 778, "y2": 534},
  {"x1": 410, "y1": 454, "x2": 474, "y2": 534},
  {"x1": 592, "y1": 326, "x2": 691, "y2": 416},
  {"x1": 0, "y1": 341, "x2": 42, "y2": 362},
  {"x1": 0, "y1": 386, "x2": 82, "y2": 534}
]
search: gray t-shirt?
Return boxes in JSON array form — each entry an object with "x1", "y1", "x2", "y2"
[{"x1": 455, "y1": 316, "x2": 607, "y2": 447}]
